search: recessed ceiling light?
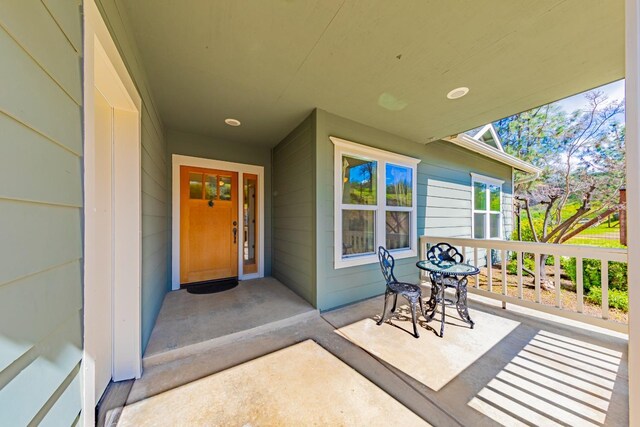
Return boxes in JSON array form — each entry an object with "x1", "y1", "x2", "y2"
[
  {"x1": 225, "y1": 118, "x2": 241, "y2": 127},
  {"x1": 446, "y1": 87, "x2": 469, "y2": 100}
]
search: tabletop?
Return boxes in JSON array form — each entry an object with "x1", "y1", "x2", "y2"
[{"x1": 416, "y1": 259, "x2": 480, "y2": 276}]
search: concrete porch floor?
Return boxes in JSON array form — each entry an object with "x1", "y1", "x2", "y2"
[
  {"x1": 142, "y1": 277, "x2": 317, "y2": 367},
  {"x1": 114, "y1": 280, "x2": 628, "y2": 426}
]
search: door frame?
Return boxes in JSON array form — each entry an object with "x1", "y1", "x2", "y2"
[
  {"x1": 83, "y1": 0, "x2": 143, "y2": 424},
  {"x1": 172, "y1": 154, "x2": 265, "y2": 289}
]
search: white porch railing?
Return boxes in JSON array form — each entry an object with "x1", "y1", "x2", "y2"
[{"x1": 419, "y1": 236, "x2": 628, "y2": 333}]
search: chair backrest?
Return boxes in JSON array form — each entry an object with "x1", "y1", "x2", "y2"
[
  {"x1": 426, "y1": 242, "x2": 464, "y2": 263},
  {"x1": 378, "y1": 246, "x2": 397, "y2": 285}
]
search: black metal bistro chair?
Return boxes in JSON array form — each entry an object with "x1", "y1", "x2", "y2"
[
  {"x1": 425, "y1": 242, "x2": 475, "y2": 335},
  {"x1": 376, "y1": 246, "x2": 426, "y2": 338}
]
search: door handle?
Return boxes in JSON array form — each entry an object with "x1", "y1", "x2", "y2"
[{"x1": 233, "y1": 227, "x2": 237, "y2": 244}]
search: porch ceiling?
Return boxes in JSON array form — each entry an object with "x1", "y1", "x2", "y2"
[{"x1": 121, "y1": 0, "x2": 624, "y2": 147}]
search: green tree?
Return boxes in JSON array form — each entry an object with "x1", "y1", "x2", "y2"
[{"x1": 494, "y1": 91, "x2": 625, "y2": 288}]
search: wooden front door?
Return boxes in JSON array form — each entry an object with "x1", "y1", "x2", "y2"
[{"x1": 180, "y1": 166, "x2": 238, "y2": 284}]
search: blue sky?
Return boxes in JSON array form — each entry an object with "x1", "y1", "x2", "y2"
[{"x1": 553, "y1": 79, "x2": 625, "y2": 122}]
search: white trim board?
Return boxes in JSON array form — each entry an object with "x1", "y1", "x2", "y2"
[
  {"x1": 470, "y1": 172, "x2": 505, "y2": 186},
  {"x1": 331, "y1": 136, "x2": 420, "y2": 269},
  {"x1": 83, "y1": 1, "x2": 143, "y2": 425},
  {"x1": 470, "y1": 173, "x2": 504, "y2": 240},
  {"x1": 625, "y1": 0, "x2": 640, "y2": 423},
  {"x1": 171, "y1": 154, "x2": 265, "y2": 290}
]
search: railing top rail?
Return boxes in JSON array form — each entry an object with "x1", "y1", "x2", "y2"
[{"x1": 419, "y1": 236, "x2": 627, "y2": 262}]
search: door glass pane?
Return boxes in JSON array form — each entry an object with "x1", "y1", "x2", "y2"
[
  {"x1": 243, "y1": 175, "x2": 258, "y2": 270},
  {"x1": 386, "y1": 211, "x2": 410, "y2": 250},
  {"x1": 205, "y1": 175, "x2": 218, "y2": 199},
  {"x1": 342, "y1": 210, "x2": 375, "y2": 257},
  {"x1": 489, "y1": 185, "x2": 501, "y2": 212},
  {"x1": 474, "y1": 182, "x2": 486, "y2": 210},
  {"x1": 474, "y1": 213, "x2": 486, "y2": 238},
  {"x1": 386, "y1": 164, "x2": 412, "y2": 207},
  {"x1": 189, "y1": 172, "x2": 203, "y2": 199},
  {"x1": 342, "y1": 155, "x2": 377, "y2": 205},
  {"x1": 219, "y1": 176, "x2": 232, "y2": 200},
  {"x1": 490, "y1": 213, "x2": 501, "y2": 238}
]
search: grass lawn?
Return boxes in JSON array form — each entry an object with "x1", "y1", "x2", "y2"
[
  {"x1": 584, "y1": 220, "x2": 620, "y2": 234},
  {"x1": 566, "y1": 219, "x2": 624, "y2": 247},
  {"x1": 565, "y1": 236, "x2": 626, "y2": 248}
]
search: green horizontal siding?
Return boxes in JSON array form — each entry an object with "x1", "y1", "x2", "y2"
[
  {"x1": 314, "y1": 109, "x2": 514, "y2": 310},
  {"x1": 272, "y1": 113, "x2": 316, "y2": 305},
  {"x1": 0, "y1": 0, "x2": 83, "y2": 423}
]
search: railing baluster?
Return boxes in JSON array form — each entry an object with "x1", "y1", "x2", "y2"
[
  {"x1": 576, "y1": 256, "x2": 584, "y2": 313},
  {"x1": 517, "y1": 251, "x2": 523, "y2": 299},
  {"x1": 474, "y1": 247, "x2": 479, "y2": 288},
  {"x1": 501, "y1": 249, "x2": 507, "y2": 309},
  {"x1": 601, "y1": 259, "x2": 609, "y2": 320},
  {"x1": 554, "y1": 255, "x2": 561, "y2": 308},
  {"x1": 487, "y1": 248, "x2": 493, "y2": 293},
  {"x1": 417, "y1": 235, "x2": 627, "y2": 333},
  {"x1": 534, "y1": 252, "x2": 541, "y2": 303}
]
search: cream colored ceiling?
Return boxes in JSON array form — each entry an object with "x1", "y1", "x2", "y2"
[{"x1": 120, "y1": 0, "x2": 624, "y2": 146}]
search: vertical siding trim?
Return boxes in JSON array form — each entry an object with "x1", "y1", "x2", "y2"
[{"x1": 310, "y1": 110, "x2": 318, "y2": 306}]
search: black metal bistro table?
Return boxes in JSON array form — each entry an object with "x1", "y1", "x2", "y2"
[{"x1": 416, "y1": 259, "x2": 480, "y2": 338}]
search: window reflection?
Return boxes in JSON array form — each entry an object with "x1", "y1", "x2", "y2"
[
  {"x1": 474, "y1": 182, "x2": 486, "y2": 210},
  {"x1": 205, "y1": 175, "x2": 217, "y2": 199},
  {"x1": 342, "y1": 156, "x2": 377, "y2": 205},
  {"x1": 243, "y1": 174, "x2": 258, "y2": 273},
  {"x1": 489, "y1": 185, "x2": 501, "y2": 212},
  {"x1": 490, "y1": 213, "x2": 501, "y2": 238},
  {"x1": 342, "y1": 210, "x2": 375, "y2": 256},
  {"x1": 474, "y1": 213, "x2": 486, "y2": 238},
  {"x1": 219, "y1": 176, "x2": 232, "y2": 200},
  {"x1": 189, "y1": 172, "x2": 203, "y2": 199},
  {"x1": 386, "y1": 211, "x2": 410, "y2": 249},
  {"x1": 386, "y1": 164, "x2": 412, "y2": 207}
]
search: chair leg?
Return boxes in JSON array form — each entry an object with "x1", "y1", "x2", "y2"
[
  {"x1": 391, "y1": 294, "x2": 398, "y2": 313},
  {"x1": 410, "y1": 300, "x2": 420, "y2": 338},
  {"x1": 377, "y1": 290, "x2": 391, "y2": 326}
]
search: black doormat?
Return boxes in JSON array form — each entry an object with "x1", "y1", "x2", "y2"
[{"x1": 185, "y1": 277, "x2": 238, "y2": 294}]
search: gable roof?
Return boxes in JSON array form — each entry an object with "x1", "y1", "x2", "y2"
[
  {"x1": 444, "y1": 126, "x2": 541, "y2": 175},
  {"x1": 464, "y1": 124, "x2": 504, "y2": 151}
]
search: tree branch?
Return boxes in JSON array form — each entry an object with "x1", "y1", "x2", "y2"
[
  {"x1": 558, "y1": 208, "x2": 618, "y2": 243},
  {"x1": 520, "y1": 198, "x2": 540, "y2": 242}
]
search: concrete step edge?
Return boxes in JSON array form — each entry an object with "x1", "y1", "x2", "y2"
[{"x1": 141, "y1": 309, "x2": 320, "y2": 369}]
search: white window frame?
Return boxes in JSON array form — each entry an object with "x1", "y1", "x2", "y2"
[
  {"x1": 471, "y1": 172, "x2": 504, "y2": 240},
  {"x1": 331, "y1": 137, "x2": 420, "y2": 269}
]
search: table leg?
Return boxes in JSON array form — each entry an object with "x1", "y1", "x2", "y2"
[
  {"x1": 439, "y1": 282, "x2": 446, "y2": 338},
  {"x1": 426, "y1": 273, "x2": 439, "y2": 319},
  {"x1": 455, "y1": 277, "x2": 474, "y2": 329}
]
